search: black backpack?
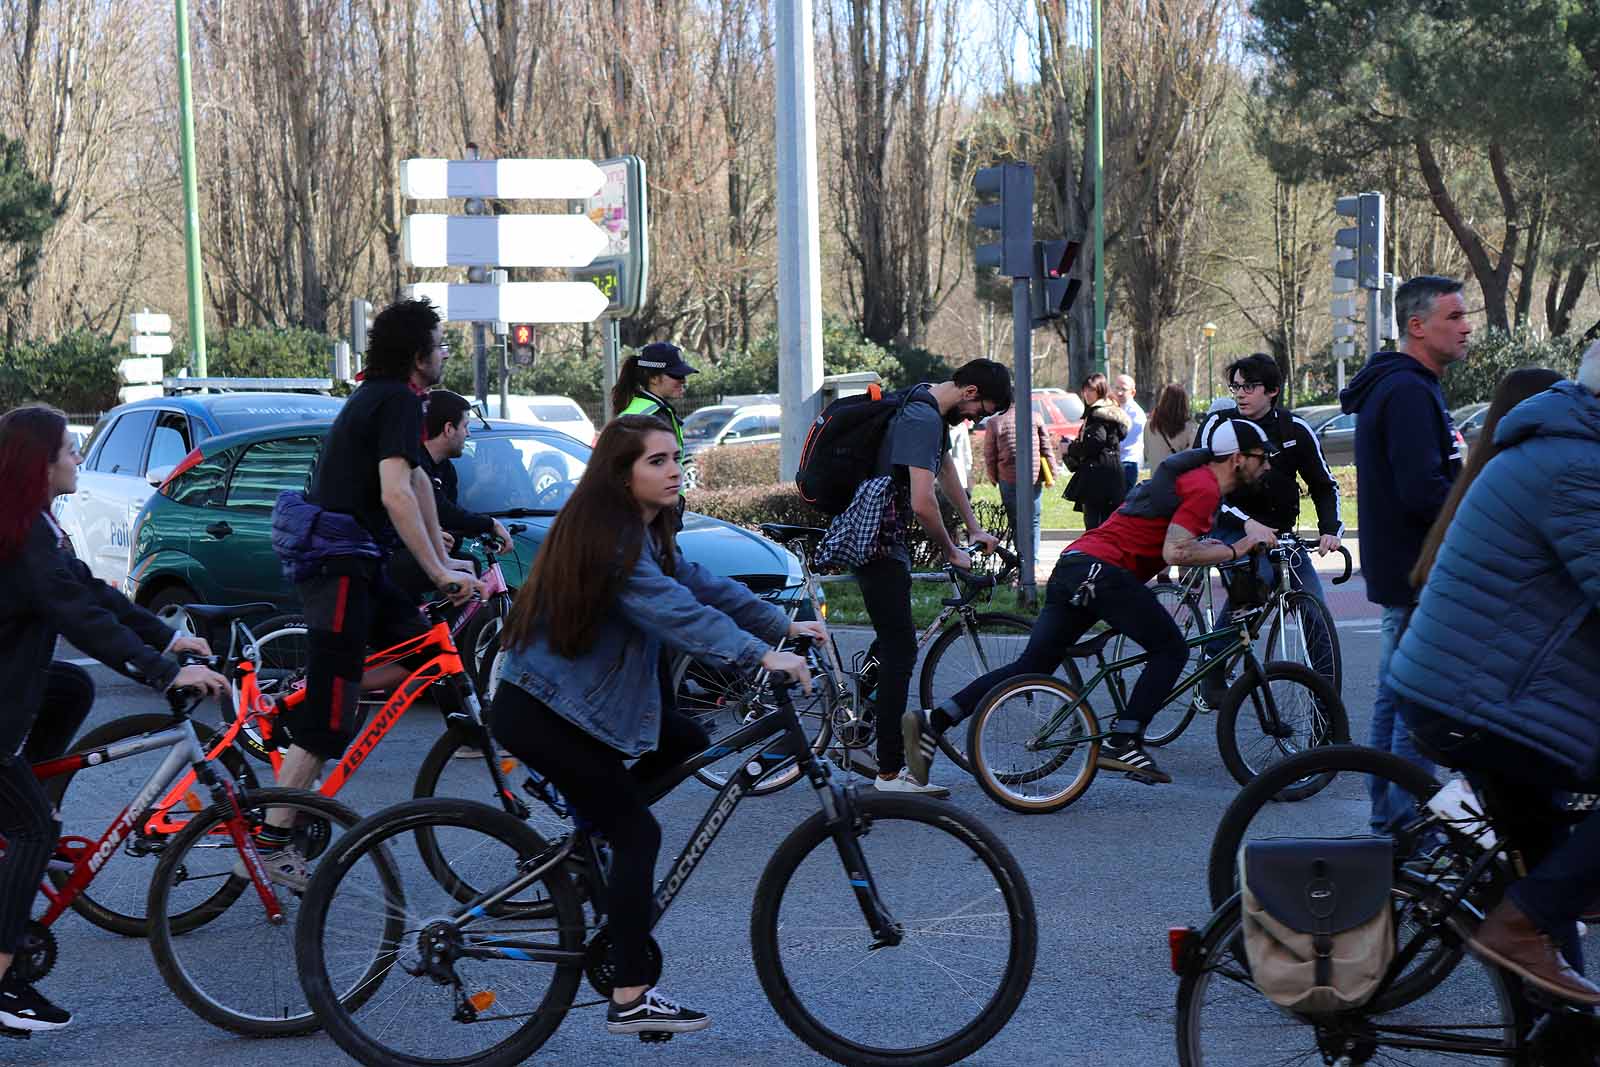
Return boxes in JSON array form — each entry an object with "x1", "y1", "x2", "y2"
[{"x1": 796, "y1": 385, "x2": 928, "y2": 515}]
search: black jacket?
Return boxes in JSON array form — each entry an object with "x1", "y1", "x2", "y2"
[
  {"x1": 1196, "y1": 403, "x2": 1343, "y2": 537},
  {"x1": 0, "y1": 514, "x2": 179, "y2": 755},
  {"x1": 420, "y1": 450, "x2": 493, "y2": 539},
  {"x1": 1338, "y1": 350, "x2": 1463, "y2": 606}
]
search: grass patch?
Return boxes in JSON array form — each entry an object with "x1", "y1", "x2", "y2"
[{"x1": 821, "y1": 575, "x2": 1044, "y2": 629}]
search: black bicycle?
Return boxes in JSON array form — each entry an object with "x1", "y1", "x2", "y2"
[{"x1": 295, "y1": 664, "x2": 1038, "y2": 1067}]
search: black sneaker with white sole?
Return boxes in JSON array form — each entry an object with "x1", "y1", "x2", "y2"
[
  {"x1": 605, "y1": 988, "x2": 710, "y2": 1035},
  {"x1": 1096, "y1": 735, "x2": 1173, "y2": 784},
  {"x1": 0, "y1": 977, "x2": 71, "y2": 1032},
  {"x1": 901, "y1": 708, "x2": 940, "y2": 785}
]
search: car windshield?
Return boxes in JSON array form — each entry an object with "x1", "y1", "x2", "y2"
[
  {"x1": 683, "y1": 407, "x2": 735, "y2": 441},
  {"x1": 454, "y1": 430, "x2": 591, "y2": 515},
  {"x1": 208, "y1": 394, "x2": 344, "y2": 432}
]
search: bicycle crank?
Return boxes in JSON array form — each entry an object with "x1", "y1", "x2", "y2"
[{"x1": 9, "y1": 921, "x2": 56, "y2": 984}]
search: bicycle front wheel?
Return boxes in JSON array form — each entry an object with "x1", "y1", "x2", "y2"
[
  {"x1": 297, "y1": 798, "x2": 585, "y2": 1067},
  {"x1": 146, "y1": 787, "x2": 370, "y2": 1036},
  {"x1": 917, "y1": 612, "x2": 1035, "y2": 773},
  {"x1": 1215, "y1": 661, "x2": 1348, "y2": 794},
  {"x1": 751, "y1": 793, "x2": 1036, "y2": 1066},
  {"x1": 673, "y1": 648, "x2": 835, "y2": 796},
  {"x1": 1176, "y1": 877, "x2": 1521, "y2": 1066},
  {"x1": 1264, "y1": 590, "x2": 1341, "y2": 698},
  {"x1": 455, "y1": 598, "x2": 510, "y2": 702},
  {"x1": 966, "y1": 674, "x2": 1100, "y2": 814}
]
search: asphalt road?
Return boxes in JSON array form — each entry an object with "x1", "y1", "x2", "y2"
[{"x1": 22, "y1": 619, "x2": 1397, "y2": 1066}]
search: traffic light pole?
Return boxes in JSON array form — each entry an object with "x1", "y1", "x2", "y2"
[
  {"x1": 600, "y1": 317, "x2": 621, "y2": 422},
  {"x1": 1011, "y1": 278, "x2": 1037, "y2": 605},
  {"x1": 175, "y1": 0, "x2": 207, "y2": 375}
]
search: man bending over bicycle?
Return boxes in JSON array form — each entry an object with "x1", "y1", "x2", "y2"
[
  {"x1": 492, "y1": 415, "x2": 818, "y2": 1037},
  {"x1": 1194, "y1": 353, "x2": 1342, "y2": 709},
  {"x1": 905, "y1": 419, "x2": 1275, "y2": 785},
  {"x1": 269, "y1": 299, "x2": 484, "y2": 888},
  {"x1": 0, "y1": 405, "x2": 226, "y2": 1034}
]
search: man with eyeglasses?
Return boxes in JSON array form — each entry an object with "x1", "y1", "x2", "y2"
[{"x1": 1195, "y1": 352, "x2": 1343, "y2": 711}]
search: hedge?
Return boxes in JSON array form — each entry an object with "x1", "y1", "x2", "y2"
[
  {"x1": 0, "y1": 331, "x2": 126, "y2": 413},
  {"x1": 1442, "y1": 329, "x2": 1583, "y2": 409}
]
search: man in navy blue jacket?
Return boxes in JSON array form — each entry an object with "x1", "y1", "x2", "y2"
[{"x1": 1338, "y1": 275, "x2": 1470, "y2": 829}]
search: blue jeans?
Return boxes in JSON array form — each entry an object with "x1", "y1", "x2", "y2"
[
  {"x1": 1368, "y1": 603, "x2": 1433, "y2": 831},
  {"x1": 1123, "y1": 462, "x2": 1139, "y2": 492},
  {"x1": 997, "y1": 479, "x2": 1043, "y2": 564}
]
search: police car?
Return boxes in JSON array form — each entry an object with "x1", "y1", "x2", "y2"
[{"x1": 55, "y1": 392, "x2": 343, "y2": 590}]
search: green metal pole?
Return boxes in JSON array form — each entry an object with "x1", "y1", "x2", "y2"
[
  {"x1": 1091, "y1": 0, "x2": 1106, "y2": 376},
  {"x1": 175, "y1": 0, "x2": 207, "y2": 375}
]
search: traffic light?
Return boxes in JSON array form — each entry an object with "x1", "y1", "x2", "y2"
[
  {"x1": 1334, "y1": 192, "x2": 1384, "y2": 289},
  {"x1": 972, "y1": 164, "x2": 1035, "y2": 278},
  {"x1": 350, "y1": 298, "x2": 374, "y2": 355},
  {"x1": 510, "y1": 322, "x2": 534, "y2": 364},
  {"x1": 1030, "y1": 240, "x2": 1082, "y2": 327}
]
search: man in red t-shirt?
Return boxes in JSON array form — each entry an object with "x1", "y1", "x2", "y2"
[{"x1": 905, "y1": 418, "x2": 1276, "y2": 784}]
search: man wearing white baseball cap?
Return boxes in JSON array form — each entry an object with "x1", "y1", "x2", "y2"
[{"x1": 905, "y1": 417, "x2": 1276, "y2": 785}]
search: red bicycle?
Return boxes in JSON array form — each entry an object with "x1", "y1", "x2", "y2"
[
  {"x1": 47, "y1": 600, "x2": 538, "y2": 946},
  {"x1": 1, "y1": 677, "x2": 379, "y2": 1038}
]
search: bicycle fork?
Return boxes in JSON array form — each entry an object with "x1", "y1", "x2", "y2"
[
  {"x1": 196, "y1": 763, "x2": 286, "y2": 925},
  {"x1": 808, "y1": 768, "x2": 903, "y2": 950}
]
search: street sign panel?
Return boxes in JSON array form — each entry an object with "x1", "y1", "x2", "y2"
[
  {"x1": 401, "y1": 214, "x2": 607, "y2": 268},
  {"x1": 405, "y1": 282, "x2": 610, "y2": 324},
  {"x1": 116, "y1": 384, "x2": 164, "y2": 403},
  {"x1": 130, "y1": 311, "x2": 172, "y2": 335},
  {"x1": 129, "y1": 334, "x2": 174, "y2": 356},
  {"x1": 400, "y1": 158, "x2": 605, "y2": 200},
  {"x1": 1330, "y1": 296, "x2": 1358, "y2": 319},
  {"x1": 1332, "y1": 339, "x2": 1357, "y2": 359},
  {"x1": 118, "y1": 357, "x2": 166, "y2": 384}
]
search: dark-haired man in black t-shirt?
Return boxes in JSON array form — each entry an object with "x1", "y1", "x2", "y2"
[{"x1": 264, "y1": 298, "x2": 484, "y2": 888}]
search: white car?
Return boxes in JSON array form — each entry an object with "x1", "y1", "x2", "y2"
[
  {"x1": 54, "y1": 393, "x2": 344, "y2": 590},
  {"x1": 477, "y1": 394, "x2": 597, "y2": 444}
]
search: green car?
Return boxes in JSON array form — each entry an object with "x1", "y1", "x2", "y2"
[{"x1": 126, "y1": 418, "x2": 807, "y2": 616}]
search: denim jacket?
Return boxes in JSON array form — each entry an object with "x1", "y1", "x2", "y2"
[{"x1": 500, "y1": 538, "x2": 791, "y2": 756}]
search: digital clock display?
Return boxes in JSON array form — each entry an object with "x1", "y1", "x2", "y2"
[{"x1": 573, "y1": 262, "x2": 623, "y2": 311}]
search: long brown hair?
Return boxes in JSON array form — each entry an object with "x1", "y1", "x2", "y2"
[
  {"x1": 1150, "y1": 382, "x2": 1191, "y2": 438},
  {"x1": 0, "y1": 404, "x2": 68, "y2": 561},
  {"x1": 1410, "y1": 366, "x2": 1562, "y2": 588},
  {"x1": 609, "y1": 355, "x2": 665, "y2": 416},
  {"x1": 501, "y1": 414, "x2": 680, "y2": 658},
  {"x1": 1081, "y1": 372, "x2": 1109, "y2": 404}
]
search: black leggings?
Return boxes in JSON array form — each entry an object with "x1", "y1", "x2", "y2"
[
  {"x1": 0, "y1": 662, "x2": 94, "y2": 957},
  {"x1": 489, "y1": 682, "x2": 708, "y2": 988}
]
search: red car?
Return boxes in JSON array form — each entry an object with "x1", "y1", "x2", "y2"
[{"x1": 1033, "y1": 391, "x2": 1083, "y2": 447}]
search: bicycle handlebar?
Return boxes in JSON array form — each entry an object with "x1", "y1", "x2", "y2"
[{"x1": 1272, "y1": 533, "x2": 1354, "y2": 586}]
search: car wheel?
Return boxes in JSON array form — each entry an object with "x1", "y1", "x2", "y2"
[{"x1": 146, "y1": 584, "x2": 197, "y2": 616}]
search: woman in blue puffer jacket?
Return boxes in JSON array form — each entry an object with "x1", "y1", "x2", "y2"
[
  {"x1": 1388, "y1": 354, "x2": 1600, "y2": 1006},
  {"x1": 490, "y1": 414, "x2": 822, "y2": 1039}
]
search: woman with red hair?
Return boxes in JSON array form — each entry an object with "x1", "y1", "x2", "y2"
[{"x1": 0, "y1": 404, "x2": 226, "y2": 1034}]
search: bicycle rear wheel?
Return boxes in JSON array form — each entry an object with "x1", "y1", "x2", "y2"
[
  {"x1": 1215, "y1": 661, "x2": 1348, "y2": 794},
  {"x1": 917, "y1": 612, "x2": 1035, "y2": 773},
  {"x1": 297, "y1": 798, "x2": 585, "y2": 1067},
  {"x1": 751, "y1": 793, "x2": 1036, "y2": 1066},
  {"x1": 45, "y1": 713, "x2": 258, "y2": 936},
  {"x1": 1176, "y1": 876, "x2": 1521, "y2": 1066},
  {"x1": 966, "y1": 675, "x2": 1100, "y2": 814},
  {"x1": 1264, "y1": 590, "x2": 1341, "y2": 698},
  {"x1": 1108, "y1": 583, "x2": 1207, "y2": 746},
  {"x1": 673, "y1": 648, "x2": 835, "y2": 795},
  {"x1": 146, "y1": 788, "x2": 370, "y2": 1036}
]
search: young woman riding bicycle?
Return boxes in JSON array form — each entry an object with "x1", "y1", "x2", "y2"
[
  {"x1": 0, "y1": 404, "x2": 227, "y2": 1034},
  {"x1": 490, "y1": 413, "x2": 819, "y2": 1038}
]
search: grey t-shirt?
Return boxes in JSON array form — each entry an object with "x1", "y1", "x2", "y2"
[{"x1": 870, "y1": 385, "x2": 948, "y2": 564}]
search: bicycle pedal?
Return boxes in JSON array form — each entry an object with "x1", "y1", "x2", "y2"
[
  {"x1": 638, "y1": 1031, "x2": 674, "y2": 1044},
  {"x1": 1124, "y1": 770, "x2": 1161, "y2": 786},
  {"x1": 0, "y1": 1024, "x2": 30, "y2": 1040}
]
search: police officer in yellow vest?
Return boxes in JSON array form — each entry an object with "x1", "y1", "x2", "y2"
[{"x1": 610, "y1": 341, "x2": 697, "y2": 452}]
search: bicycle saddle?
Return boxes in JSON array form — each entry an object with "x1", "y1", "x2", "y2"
[
  {"x1": 181, "y1": 602, "x2": 278, "y2": 625},
  {"x1": 759, "y1": 523, "x2": 827, "y2": 544},
  {"x1": 1064, "y1": 629, "x2": 1119, "y2": 659}
]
